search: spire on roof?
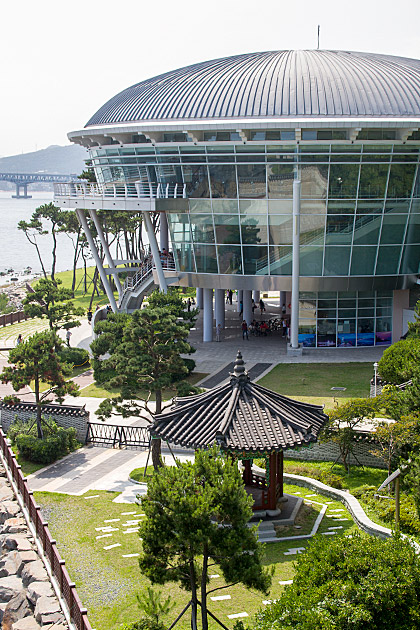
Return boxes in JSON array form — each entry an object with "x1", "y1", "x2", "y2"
[{"x1": 230, "y1": 350, "x2": 250, "y2": 387}]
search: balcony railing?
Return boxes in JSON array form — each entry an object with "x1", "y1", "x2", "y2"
[
  {"x1": 121, "y1": 254, "x2": 176, "y2": 301},
  {"x1": 54, "y1": 181, "x2": 187, "y2": 200}
]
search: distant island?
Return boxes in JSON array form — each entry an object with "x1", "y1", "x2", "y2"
[{"x1": 0, "y1": 144, "x2": 88, "y2": 191}]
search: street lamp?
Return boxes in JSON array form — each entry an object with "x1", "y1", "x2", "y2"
[{"x1": 373, "y1": 362, "x2": 379, "y2": 397}]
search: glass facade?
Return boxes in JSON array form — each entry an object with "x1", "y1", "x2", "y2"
[
  {"x1": 90, "y1": 142, "x2": 420, "y2": 279},
  {"x1": 299, "y1": 291, "x2": 393, "y2": 348}
]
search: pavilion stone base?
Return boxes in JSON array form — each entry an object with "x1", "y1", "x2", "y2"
[{"x1": 248, "y1": 493, "x2": 302, "y2": 526}]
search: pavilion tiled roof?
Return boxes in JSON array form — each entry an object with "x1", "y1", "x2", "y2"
[{"x1": 151, "y1": 352, "x2": 328, "y2": 454}]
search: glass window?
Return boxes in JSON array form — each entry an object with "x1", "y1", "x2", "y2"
[
  {"x1": 323, "y1": 247, "x2": 351, "y2": 276},
  {"x1": 300, "y1": 215, "x2": 325, "y2": 245},
  {"x1": 299, "y1": 300, "x2": 317, "y2": 319},
  {"x1": 400, "y1": 245, "x2": 420, "y2": 274},
  {"x1": 339, "y1": 309, "x2": 357, "y2": 318},
  {"x1": 329, "y1": 164, "x2": 360, "y2": 198},
  {"x1": 212, "y1": 199, "x2": 239, "y2": 213},
  {"x1": 358, "y1": 164, "x2": 389, "y2": 199},
  {"x1": 167, "y1": 213, "x2": 192, "y2": 243},
  {"x1": 327, "y1": 200, "x2": 357, "y2": 215},
  {"x1": 194, "y1": 244, "x2": 218, "y2": 273},
  {"x1": 380, "y1": 214, "x2": 408, "y2": 244},
  {"x1": 387, "y1": 164, "x2": 416, "y2": 199},
  {"x1": 301, "y1": 165, "x2": 328, "y2": 199},
  {"x1": 214, "y1": 214, "x2": 240, "y2": 244},
  {"x1": 405, "y1": 215, "x2": 420, "y2": 244},
  {"x1": 300, "y1": 247, "x2": 323, "y2": 276},
  {"x1": 375, "y1": 246, "x2": 401, "y2": 275},
  {"x1": 240, "y1": 215, "x2": 268, "y2": 244},
  {"x1": 188, "y1": 199, "x2": 211, "y2": 213},
  {"x1": 269, "y1": 246, "x2": 292, "y2": 275},
  {"x1": 190, "y1": 214, "x2": 215, "y2": 243},
  {"x1": 267, "y1": 164, "x2": 294, "y2": 198},
  {"x1": 217, "y1": 245, "x2": 242, "y2": 274},
  {"x1": 208, "y1": 165, "x2": 237, "y2": 198},
  {"x1": 356, "y1": 200, "x2": 384, "y2": 214},
  {"x1": 337, "y1": 319, "x2": 356, "y2": 347},
  {"x1": 376, "y1": 317, "x2": 392, "y2": 332},
  {"x1": 268, "y1": 200, "x2": 293, "y2": 214},
  {"x1": 237, "y1": 164, "x2": 266, "y2": 198},
  {"x1": 301, "y1": 200, "x2": 327, "y2": 215},
  {"x1": 353, "y1": 214, "x2": 382, "y2": 245},
  {"x1": 269, "y1": 215, "x2": 293, "y2": 245},
  {"x1": 240, "y1": 200, "x2": 267, "y2": 214},
  {"x1": 350, "y1": 246, "x2": 377, "y2": 275},
  {"x1": 172, "y1": 243, "x2": 195, "y2": 272},
  {"x1": 357, "y1": 318, "x2": 375, "y2": 347},
  {"x1": 384, "y1": 201, "x2": 410, "y2": 214},
  {"x1": 326, "y1": 215, "x2": 355, "y2": 245},
  {"x1": 317, "y1": 319, "x2": 337, "y2": 347},
  {"x1": 182, "y1": 165, "x2": 210, "y2": 198},
  {"x1": 243, "y1": 246, "x2": 269, "y2": 275}
]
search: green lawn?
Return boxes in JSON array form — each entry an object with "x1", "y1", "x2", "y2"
[
  {"x1": 283, "y1": 459, "x2": 387, "y2": 492},
  {"x1": 34, "y1": 486, "x2": 358, "y2": 630}
]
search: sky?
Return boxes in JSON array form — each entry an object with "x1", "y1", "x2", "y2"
[{"x1": 1, "y1": 0, "x2": 420, "y2": 157}]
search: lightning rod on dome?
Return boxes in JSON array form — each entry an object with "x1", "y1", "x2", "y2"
[{"x1": 317, "y1": 25, "x2": 320, "y2": 50}]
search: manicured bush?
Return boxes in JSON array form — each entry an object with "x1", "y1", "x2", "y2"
[
  {"x1": 353, "y1": 484, "x2": 420, "y2": 535},
  {"x1": 58, "y1": 346, "x2": 90, "y2": 368},
  {"x1": 10, "y1": 418, "x2": 80, "y2": 464}
]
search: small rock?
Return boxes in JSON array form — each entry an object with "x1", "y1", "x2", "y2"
[
  {"x1": 2, "y1": 591, "x2": 32, "y2": 628},
  {"x1": 21, "y1": 562, "x2": 48, "y2": 588},
  {"x1": 18, "y1": 552, "x2": 38, "y2": 565},
  {"x1": 0, "y1": 485, "x2": 14, "y2": 501},
  {"x1": 34, "y1": 595, "x2": 60, "y2": 621},
  {"x1": 11, "y1": 616, "x2": 41, "y2": 629},
  {"x1": 27, "y1": 582, "x2": 53, "y2": 605},
  {"x1": 0, "y1": 551, "x2": 24, "y2": 578},
  {"x1": 3, "y1": 518, "x2": 27, "y2": 535},
  {"x1": 0, "y1": 576, "x2": 24, "y2": 602},
  {"x1": 0, "y1": 502, "x2": 21, "y2": 524},
  {"x1": 2, "y1": 537, "x2": 33, "y2": 553},
  {"x1": 40, "y1": 611, "x2": 65, "y2": 625},
  {"x1": 47, "y1": 623, "x2": 68, "y2": 630}
]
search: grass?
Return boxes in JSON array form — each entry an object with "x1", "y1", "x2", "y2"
[
  {"x1": 12, "y1": 447, "x2": 45, "y2": 475},
  {"x1": 129, "y1": 466, "x2": 156, "y2": 482},
  {"x1": 0, "y1": 317, "x2": 49, "y2": 343},
  {"x1": 48, "y1": 267, "x2": 116, "y2": 313},
  {"x1": 82, "y1": 372, "x2": 208, "y2": 399},
  {"x1": 283, "y1": 459, "x2": 387, "y2": 492},
  {"x1": 34, "y1": 481, "x2": 359, "y2": 630}
]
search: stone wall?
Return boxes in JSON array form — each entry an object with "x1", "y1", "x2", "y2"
[
  {"x1": 0, "y1": 403, "x2": 89, "y2": 443},
  {"x1": 284, "y1": 439, "x2": 386, "y2": 469},
  {"x1": 0, "y1": 462, "x2": 69, "y2": 629}
]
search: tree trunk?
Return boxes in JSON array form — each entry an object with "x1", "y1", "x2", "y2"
[
  {"x1": 201, "y1": 546, "x2": 209, "y2": 630},
  {"x1": 34, "y1": 375, "x2": 43, "y2": 439},
  {"x1": 189, "y1": 558, "x2": 198, "y2": 630},
  {"x1": 51, "y1": 225, "x2": 58, "y2": 283},
  {"x1": 151, "y1": 389, "x2": 163, "y2": 470},
  {"x1": 71, "y1": 231, "x2": 81, "y2": 293}
]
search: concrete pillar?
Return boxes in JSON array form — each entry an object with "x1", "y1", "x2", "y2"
[
  {"x1": 203, "y1": 288, "x2": 213, "y2": 342},
  {"x1": 215, "y1": 289, "x2": 225, "y2": 328},
  {"x1": 142, "y1": 210, "x2": 167, "y2": 294},
  {"x1": 89, "y1": 209, "x2": 122, "y2": 297},
  {"x1": 291, "y1": 179, "x2": 301, "y2": 349},
  {"x1": 196, "y1": 287, "x2": 203, "y2": 309},
  {"x1": 237, "y1": 289, "x2": 243, "y2": 312},
  {"x1": 253, "y1": 290, "x2": 260, "y2": 303},
  {"x1": 243, "y1": 289, "x2": 253, "y2": 325},
  {"x1": 160, "y1": 212, "x2": 169, "y2": 251}
]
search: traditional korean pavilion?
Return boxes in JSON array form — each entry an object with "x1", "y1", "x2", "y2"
[{"x1": 151, "y1": 352, "x2": 328, "y2": 512}]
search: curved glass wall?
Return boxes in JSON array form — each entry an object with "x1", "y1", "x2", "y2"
[{"x1": 90, "y1": 143, "x2": 420, "y2": 278}]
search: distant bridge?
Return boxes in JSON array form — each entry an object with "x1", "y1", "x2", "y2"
[{"x1": 0, "y1": 172, "x2": 80, "y2": 198}]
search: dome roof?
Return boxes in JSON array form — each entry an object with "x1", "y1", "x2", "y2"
[{"x1": 86, "y1": 50, "x2": 420, "y2": 127}]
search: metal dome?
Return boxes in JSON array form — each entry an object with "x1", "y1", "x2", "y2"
[{"x1": 85, "y1": 50, "x2": 420, "y2": 126}]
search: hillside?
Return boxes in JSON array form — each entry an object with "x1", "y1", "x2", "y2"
[{"x1": 0, "y1": 144, "x2": 88, "y2": 176}]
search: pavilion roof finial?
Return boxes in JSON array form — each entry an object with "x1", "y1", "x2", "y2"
[{"x1": 230, "y1": 351, "x2": 250, "y2": 386}]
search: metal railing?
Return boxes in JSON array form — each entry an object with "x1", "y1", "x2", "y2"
[
  {"x1": 121, "y1": 255, "x2": 176, "y2": 298},
  {"x1": 86, "y1": 423, "x2": 150, "y2": 449},
  {"x1": 54, "y1": 181, "x2": 187, "y2": 200},
  {"x1": 0, "y1": 429, "x2": 92, "y2": 630}
]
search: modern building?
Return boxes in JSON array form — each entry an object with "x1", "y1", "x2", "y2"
[{"x1": 55, "y1": 50, "x2": 420, "y2": 348}]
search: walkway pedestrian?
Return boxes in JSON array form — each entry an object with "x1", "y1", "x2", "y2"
[
  {"x1": 87, "y1": 309, "x2": 93, "y2": 323},
  {"x1": 282, "y1": 318, "x2": 287, "y2": 337},
  {"x1": 16, "y1": 334, "x2": 23, "y2": 346},
  {"x1": 66, "y1": 330, "x2": 72, "y2": 347},
  {"x1": 216, "y1": 323, "x2": 222, "y2": 342},
  {"x1": 187, "y1": 298, "x2": 191, "y2": 312},
  {"x1": 259, "y1": 298, "x2": 265, "y2": 313},
  {"x1": 242, "y1": 320, "x2": 249, "y2": 340},
  {"x1": 282, "y1": 303, "x2": 286, "y2": 315}
]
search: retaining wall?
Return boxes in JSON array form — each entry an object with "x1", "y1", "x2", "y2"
[
  {"x1": 284, "y1": 439, "x2": 386, "y2": 469},
  {"x1": 0, "y1": 402, "x2": 89, "y2": 443}
]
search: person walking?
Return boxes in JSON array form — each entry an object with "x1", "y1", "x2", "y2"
[
  {"x1": 187, "y1": 298, "x2": 191, "y2": 312},
  {"x1": 87, "y1": 309, "x2": 93, "y2": 323},
  {"x1": 216, "y1": 323, "x2": 222, "y2": 342},
  {"x1": 16, "y1": 334, "x2": 23, "y2": 346},
  {"x1": 259, "y1": 298, "x2": 265, "y2": 313},
  {"x1": 66, "y1": 330, "x2": 72, "y2": 347},
  {"x1": 241, "y1": 320, "x2": 249, "y2": 340},
  {"x1": 282, "y1": 303, "x2": 286, "y2": 315},
  {"x1": 282, "y1": 318, "x2": 287, "y2": 338}
]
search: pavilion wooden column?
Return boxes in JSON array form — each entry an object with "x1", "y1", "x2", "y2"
[
  {"x1": 278, "y1": 451, "x2": 284, "y2": 499},
  {"x1": 243, "y1": 460, "x2": 252, "y2": 485},
  {"x1": 268, "y1": 452, "x2": 277, "y2": 509}
]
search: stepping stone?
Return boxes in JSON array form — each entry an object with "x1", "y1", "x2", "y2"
[
  {"x1": 123, "y1": 529, "x2": 139, "y2": 534},
  {"x1": 103, "y1": 543, "x2": 121, "y2": 550},
  {"x1": 305, "y1": 494, "x2": 317, "y2": 497},
  {"x1": 210, "y1": 595, "x2": 231, "y2": 601},
  {"x1": 96, "y1": 534, "x2": 112, "y2": 540},
  {"x1": 84, "y1": 495, "x2": 99, "y2": 500},
  {"x1": 321, "y1": 531, "x2": 336, "y2": 536},
  {"x1": 228, "y1": 612, "x2": 248, "y2": 619},
  {"x1": 284, "y1": 547, "x2": 306, "y2": 555},
  {"x1": 294, "y1": 525, "x2": 302, "y2": 529},
  {"x1": 262, "y1": 600, "x2": 272, "y2": 605},
  {"x1": 121, "y1": 512, "x2": 137, "y2": 515},
  {"x1": 334, "y1": 518, "x2": 349, "y2": 521},
  {"x1": 210, "y1": 574, "x2": 220, "y2": 578},
  {"x1": 326, "y1": 502, "x2": 333, "y2": 504},
  {"x1": 293, "y1": 491, "x2": 301, "y2": 494},
  {"x1": 328, "y1": 526, "x2": 343, "y2": 530},
  {"x1": 104, "y1": 519, "x2": 120, "y2": 523},
  {"x1": 122, "y1": 553, "x2": 140, "y2": 558},
  {"x1": 95, "y1": 526, "x2": 118, "y2": 532},
  {"x1": 279, "y1": 580, "x2": 293, "y2": 585},
  {"x1": 329, "y1": 509, "x2": 344, "y2": 513}
]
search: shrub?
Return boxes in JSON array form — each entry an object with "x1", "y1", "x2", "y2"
[
  {"x1": 58, "y1": 346, "x2": 90, "y2": 369},
  {"x1": 12, "y1": 418, "x2": 80, "y2": 464},
  {"x1": 353, "y1": 484, "x2": 420, "y2": 535},
  {"x1": 284, "y1": 461, "x2": 343, "y2": 489}
]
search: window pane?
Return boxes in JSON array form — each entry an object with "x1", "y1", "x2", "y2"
[
  {"x1": 240, "y1": 199, "x2": 267, "y2": 214},
  {"x1": 317, "y1": 319, "x2": 336, "y2": 347},
  {"x1": 267, "y1": 164, "x2": 294, "y2": 198},
  {"x1": 329, "y1": 164, "x2": 360, "y2": 198},
  {"x1": 237, "y1": 164, "x2": 266, "y2": 198},
  {"x1": 400, "y1": 245, "x2": 420, "y2": 274},
  {"x1": 183, "y1": 165, "x2": 210, "y2": 198},
  {"x1": 172, "y1": 243, "x2": 195, "y2": 272},
  {"x1": 214, "y1": 215, "x2": 240, "y2": 244},
  {"x1": 405, "y1": 215, "x2": 420, "y2": 244},
  {"x1": 301, "y1": 165, "x2": 328, "y2": 199},
  {"x1": 375, "y1": 246, "x2": 402, "y2": 275},
  {"x1": 208, "y1": 165, "x2": 237, "y2": 198},
  {"x1": 327, "y1": 200, "x2": 356, "y2": 214},
  {"x1": 353, "y1": 214, "x2": 382, "y2": 245},
  {"x1": 167, "y1": 213, "x2": 192, "y2": 242},
  {"x1": 240, "y1": 215, "x2": 268, "y2": 244},
  {"x1": 380, "y1": 214, "x2": 408, "y2": 244},
  {"x1": 243, "y1": 246, "x2": 269, "y2": 275},
  {"x1": 350, "y1": 246, "x2": 377, "y2": 275},
  {"x1": 300, "y1": 247, "x2": 323, "y2": 275},
  {"x1": 358, "y1": 164, "x2": 389, "y2": 198},
  {"x1": 387, "y1": 164, "x2": 416, "y2": 199},
  {"x1": 326, "y1": 215, "x2": 355, "y2": 245},
  {"x1": 324, "y1": 247, "x2": 351, "y2": 275},
  {"x1": 217, "y1": 245, "x2": 242, "y2": 274},
  {"x1": 301, "y1": 215, "x2": 325, "y2": 245},
  {"x1": 268, "y1": 200, "x2": 293, "y2": 214},
  {"x1": 270, "y1": 246, "x2": 292, "y2": 275},
  {"x1": 301, "y1": 200, "x2": 327, "y2": 215},
  {"x1": 190, "y1": 214, "x2": 214, "y2": 243},
  {"x1": 194, "y1": 244, "x2": 218, "y2": 273},
  {"x1": 269, "y1": 215, "x2": 293, "y2": 245}
]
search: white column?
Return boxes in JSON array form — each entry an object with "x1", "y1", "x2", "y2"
[
  {"x1": 291, "y1": 179, "x2": 301, "y2": 349},
  {"x1": 253, "y1": 290, "x2": 260, "y2": 303},
  {"x1": 203, "y1": 288, "x2": 213, "y2": 342},
  {"x1": 196, "y1": 287, "x2": 203, "y2": 309},
  {"x1": 88, "y1": 209, "x2": 122, "y2": 297},
  {"x1": 159, "y1": 212, "x2": 169, "y2": 251},
  {"x1": 142, "y1": 211, "x2": 167, "y2": 294},
  {"x1": 280, "y1": 291, "x2": 287, "y2": 311},
  {"x1": 237, "y1": 289, "x2": 243, "y2": 312},
  {"x1": 76, "y1": 209, "x2": 118, "y2": 312},
  {"x1": 215, "y1": 289, "x2": 225, "y2": 328},
  {"x1": 243, "y1": 290, "x2": 253, "y2": 325}
]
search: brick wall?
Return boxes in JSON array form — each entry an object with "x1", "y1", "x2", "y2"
[
  {"x1": 284, "y1": 439, "x2": 386, "y2": 469},
  {"x1": 0, "y1": 402, "x2": 89, "y2": 442}
]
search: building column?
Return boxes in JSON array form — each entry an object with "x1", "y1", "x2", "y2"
[
  {"x1": 76, "y1": 209, "x2": 118, "y2": 312},
  {"x1": 142, "y1": 210, "x2": 168, "y2": 294},
  {"x1": 280, "y1": 291, "x2": 287, "y2": 312},
  {"x1": 392, "y1": 289, "x2": 410, "y2": 342},
  {"x1": 203, "y1": 288, "x2": 213, "y2": 342},
  {"x1": 159, "y1": 212, "x2": 169, "y2": 251},
  {"x1": 215, "y1": 289, "x2": 225, "y2": 328},
  {"x1": 243, "y1": 289, "x2": 253, "y2": 325},
  {"x1": 88, "y1": 209, "x2": 122, "y2": 297},
  {"x1": 291, "y1": 179, "x2": 301, "y2": 348},
  {"x1": 268, "y1": 452, "x2": 277, "y2": 510},
  {"x1": 253, "y1": 290, "x2": 260, "y2": 303},
  {"x1": 196, "y1": 287, "x2": 203, "y2": 309},
  {"x1": 237, "y1": 289, "x2": 243, "y2": 312}
]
